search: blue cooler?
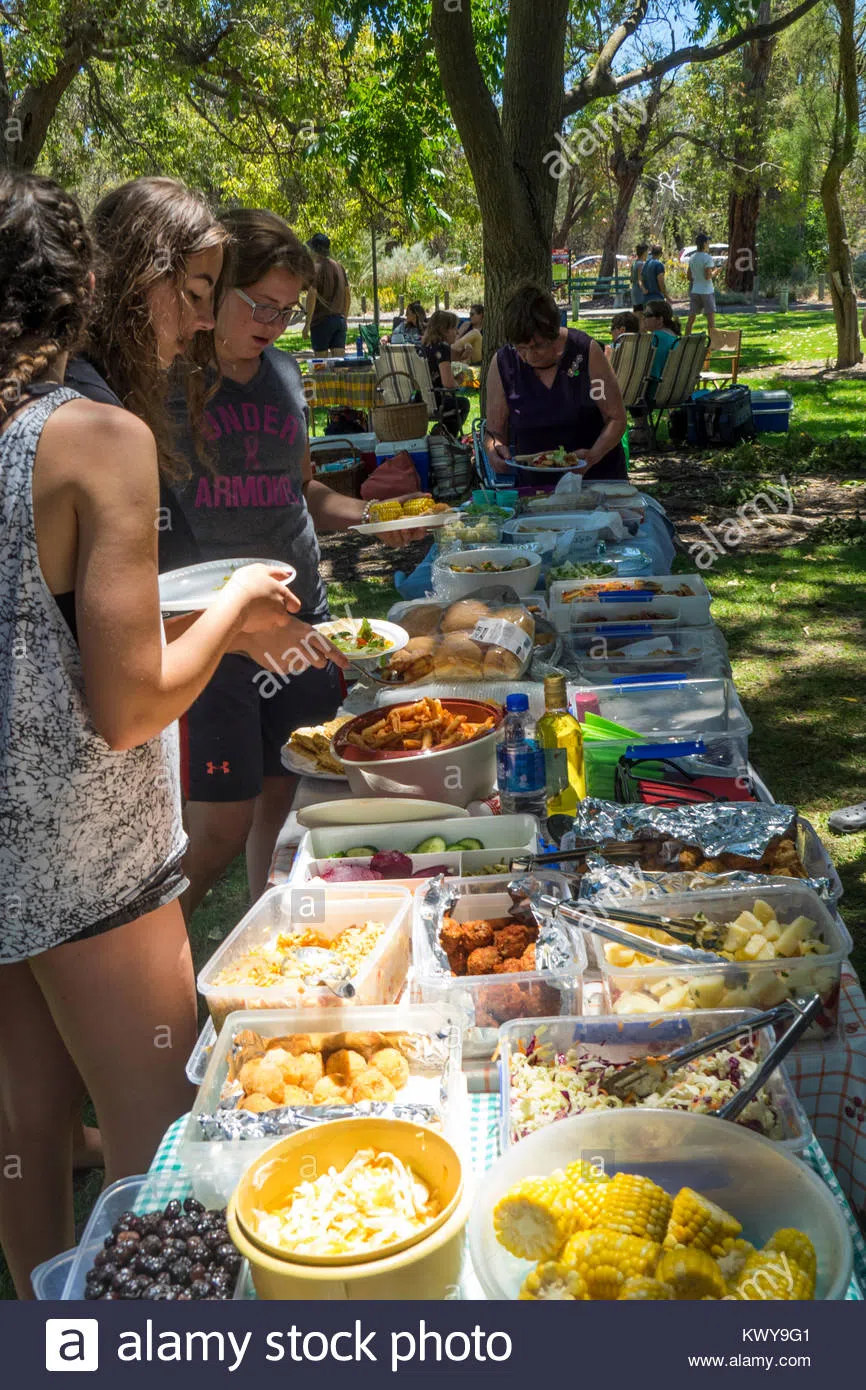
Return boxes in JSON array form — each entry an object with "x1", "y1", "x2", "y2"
[
  {"x1": 374, "y1": 436, "x2": 431, "y2": 489},
  {"x1": 749, "y1": 389, "x2": 793, "y2": 433}
]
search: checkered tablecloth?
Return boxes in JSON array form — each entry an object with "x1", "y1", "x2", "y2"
[
  {"x1": 142, "y1": 1096, "x2": 865, "y2": 1299},
  {"x1": 301, "y1": 366, "x2": 379, "y2": 412}
]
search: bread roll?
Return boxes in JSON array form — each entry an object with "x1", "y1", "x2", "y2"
[
  {"x1": 433, "y1": 634, "x2": 484, "y2": 680},
  {"x1": 483, "y1": 645, "x2": 522, "y2": 679},
  {"x1": 494, "y1": 604, "x2": 535, "y2": 638},
  {"x1": 400, "y1": 603, "x2": 444, "y2": 637},
  {"x1": 385, "y1": 635, "x2": 435, "y2": 683},
  {"x1": 441, "y1": 599, "x2": 491, "y2": 633}
]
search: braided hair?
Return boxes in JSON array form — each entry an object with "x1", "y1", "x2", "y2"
[{"x1": 0, "y1": 174, "x2": 94, "y2": 417}]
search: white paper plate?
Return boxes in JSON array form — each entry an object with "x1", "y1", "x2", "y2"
[
  {"x1": 280, "y1": 746, "x2": 348, "y2": 782},
  {"x1": 295, "y1": 798, "x2": 471, "y2": 830},
  {"x1": 350, "y1": 511, "x2": 458, "y2": 536},
  {"x1": 159, "y1": 558, "x2": 296, "y2": 613},
  {"x1": 314, "y1": 618, "x2": 409, "y2": 662}
]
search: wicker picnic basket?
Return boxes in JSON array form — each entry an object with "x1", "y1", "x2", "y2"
[
  {"x1": 310, "y1": 437, "x2": 365, "y2": 497},
  {"x1": 371, "y1": 369, "x2": 428, "y2": 442}
]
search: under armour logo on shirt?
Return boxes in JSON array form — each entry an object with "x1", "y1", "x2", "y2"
[{"x1": 206, "y1": 761, "x2": 231, "y2": 775}]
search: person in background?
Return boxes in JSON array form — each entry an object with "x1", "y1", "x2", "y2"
[
  {"x1": 642, "y1": 299, "x2": 682, "y2": 386},
  {"x1": 418, "y1": 309, "x2": 471, "y2": 434},
  {"x1": 0, "y1": 173, "x2": 305, "y2": 1297},
  {"x1": 686, "y1": 232, "x2": 717, "y2": 335},
  {"x1": 630, "y1": 243, "x2": 649, "y2": 326},
  {"x1": 485, "y1": 283, "x2": 627, "y2": 479},
  {"x1": 303, "y1": 232, "x2": 350, "y2": 357},
  {"x1": 453, "y1": 303, "x2": 484, "y2": 364},
  {"x1": 171, "y1": 209, "x2": 421, "y2": 914},
  {"x1": 642, "y1": 245, "x2": 672, "y2": 308},
  {"x1": 391, "y1": 300, "x2": 427, "y2": 345},
  {"x1": 605, "y1": 310, "x2": 641, "y2": 360}
]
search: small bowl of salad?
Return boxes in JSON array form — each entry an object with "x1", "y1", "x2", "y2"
[{"x1": 315, "y1": 617, "x2": 410, "y2": 662}]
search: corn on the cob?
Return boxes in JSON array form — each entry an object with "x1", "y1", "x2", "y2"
[
  {"x1": 493, "y1": 1176, "x2": 581, "y2": 1261},
  {"x1": 592, "y1": 1172, "x2": 672, "y2": 1243},
  {"x1": 733, "y1": 1250, "x2": 814, "y2": 1301},
  {"x1": 619, "y1": 1276, "x2": 675, "y2": 1300},
  {"x1": 655, "y1": 1247, "x2": 727, "y2": 1300},
  {"x1": 519, "y1": 1261, "x2": 589, "y2": 1301},
  {"x1": 664, "y1": 1186, "x2": 742, "y2": 1253},
  {"x1": 560, "y1": 1230, "x2": 661, "y2": 1299},
  {"x1": 368, "y1": 500, "x2": 404, "y2": 522},
  {"x1": 560, "y1": 1163, "x2": 611, "y2": 1229},
  {"x1": 563, "y1": 1158, "x2": 609, "y2": 1186},
  {"x1": 400, "y1": 496, "x2": 435, "y2": 517},
  {"x1": 764, "y1": 1229, "x2": 816, "y2": 1287},
  {"x1": 716, "y1": 1237, "x2": 756, "y2": 1285}
]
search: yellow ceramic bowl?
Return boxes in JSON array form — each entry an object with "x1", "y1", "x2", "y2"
[
  {"x1": 228, "y1": 1182, "x2": 471, "y2": 1300},
  {"x1": 232, "y1": 1117, "x2": 463, "y2": 1268}
]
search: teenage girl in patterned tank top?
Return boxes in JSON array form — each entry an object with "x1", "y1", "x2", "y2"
[
  {"x1": 0, "y1": 174, "x2": 313, "y2": 1297},
  {"x1": 485, "y1": 283, "x2": 628, "y2": 480}
]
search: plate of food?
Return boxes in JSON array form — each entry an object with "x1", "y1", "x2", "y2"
[
  {"x1": 159, "y1": 558, "x2": 296, "y2": 613},
  {"x1": 512, "y1": 446, "x2": 588, "y2": 474},
  {"x1": 350, "y1": 498, "x2": 458, "y2": 536},
  {"x1": 314, "y1": 617, "x2": 409, "y2": 662},
  {"x1": 281, "y1": 716, "x2": 353, "y2": 780}
]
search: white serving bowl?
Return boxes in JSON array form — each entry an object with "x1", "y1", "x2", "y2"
[{"x1": 433, "y1": 547, "x2": 542, "y2": 600}]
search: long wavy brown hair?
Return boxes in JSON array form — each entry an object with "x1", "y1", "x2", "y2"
[
  {"x1": 87, "y1": 177, "x2": 229, "y2": 482},
  {"x1": 0, "y1": 174, "x2": 94, "y2": 417}
]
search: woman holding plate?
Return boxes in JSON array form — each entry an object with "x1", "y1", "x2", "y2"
[
  {"x1": 485, "y1": 283, "x2": 628, "y2": 480},
  {"x1": 169, "y1": 208, "x2": 420, "y2": 912}
]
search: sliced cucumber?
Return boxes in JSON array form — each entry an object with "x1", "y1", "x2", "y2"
[
  {"x1": 412, "y1": 834, "x2": 447, "y2": 854},
  {"x1": 444, "y1": 842, "x2": 468, "y2": 852},
  {"x1": 343, "y1": 845, "x2": 378, "y2": 857},
  {"x1": 457, "y1": 837, "x2": 484, "y2": 851},
  {"x1": 327, "y1": 851, "x2": 346, "y2": 859}
]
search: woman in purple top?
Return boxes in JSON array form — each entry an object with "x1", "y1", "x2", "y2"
[{"x1": 485, "y1": 284, "x2": 627, "y2": 479}]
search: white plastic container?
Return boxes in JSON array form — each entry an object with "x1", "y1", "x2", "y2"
[
  {"x1": 289, "y1": 813, "x2": 539, "y2": 891},
  {"x1": 411, "y1": 876, "x2": 586, "y2": 1058},
  {"x1": 583, "y1": 881, "x2": 848, "y2": 1042},
  {"x1": 468, "y1": 1110, "x2": 854, "y2": 1300},
  {"x1": 179, "y1": 1004, "x2": 464, "y2": 1205},
  {"x1": 432, "y1": 547, "x2": 542, "y2": 600},
  {"x1": 564, "y1": 625, "x2": 731, "y2": 682},
  {"x1": 197, "y1": 885, "x2": 413, "y2": 1031},
  {"x1": 549, "y1": 574, "x2": 713, "y2": 633},
  {"x1": 497, "y1": 1010, "x2": 811, "y2": 1153}
]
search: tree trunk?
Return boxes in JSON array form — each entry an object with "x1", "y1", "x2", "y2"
[
  {"x1": 552, "y1": 164, "x2": 591, "y2": 247},
  {"x1": 820, "y1": 0, "x2": 860, "y2": 368},
  {"x1": 599, "y1": 160, "x2": 641, "y2": 279},
  {"x1": 726, "y1": 2, "x2": 777, "y2": 292},
  {"x1": 431, "y1": 0, "x2": 570, "y2": 398}
]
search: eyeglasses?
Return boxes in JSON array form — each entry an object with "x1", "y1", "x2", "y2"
[{"x1": 234, "y1": 287, "x2": 300, "y2": 327}]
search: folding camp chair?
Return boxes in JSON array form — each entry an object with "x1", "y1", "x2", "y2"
[
  {"x1": 646, "y1": 332, "x2": 709, "y2": 446},
  {"x1": 610, "y1": 333, "x2": 655, "y2": 408},
  {"x1": 376, "y1": 343, "x2": 467, "y2": 435},
  {"x1": 700, "y1": 328, "x2": 742, "y2": 389},
  {"x1": 358, "y1": 322, "x2": 381, "y2": 357}
]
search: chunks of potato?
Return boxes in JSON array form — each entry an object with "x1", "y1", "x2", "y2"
[
  {"x1": 660, "y1": 982, "x2": 692, "y2": 1011},
  {"x1": 751, "y1": 899, "x2": 776, "y2": 926},
  {"x1": 734, "y1": 910, "x2": 764, "y2": 933},
  {"x1": 739, "y1": 933, "x2": 770, "y2": 961},
  {"x1": 605, "y1": 944, "x2": 637, "y2": 968},
  {"x1": 691, "y1": 975, "x2": 726, "y2": 1009},
  {"x1": 755, "y1": 976, "x2": 790, "y2": 1009},
  {"x1": 613, "y1": 991, "x2": 664, "y2": 1015},
  {"x1": 776, "y1": 917, "x2": 813, "y2": 957},
  {"x1": 723, "y1": 922, "x2": 752, "y2": 954},
  {"x1": 762, "y1": 919, "x2": 782, "y2": 942}
]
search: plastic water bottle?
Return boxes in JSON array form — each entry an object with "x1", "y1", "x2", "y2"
[
  {"x1": 497, "y1": 694, "x2": 548, "y2": 820},
  {"x1": 355, "y1": 334, "x2": 364, "y2": 357}
]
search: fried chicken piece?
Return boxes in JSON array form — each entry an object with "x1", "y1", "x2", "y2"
[
  {"x1": 460, "y1": 920, "x2": 496, "y2": 952},
  {"x1": 519, "y1": 942, "x2": 536, "y2": 971},
  {"x1": 467, "y1": 945, "x2": 501, "y2": 976},
  {"x1": 493, "y1": 957, "x2": 525, "y2": 974},
  {"x1": 351, "y1": 1067, "x2": 397, "y2": 1103},
  {"x1": 440, "y1": 918, "x2": 471, "y2": 974},
  {"x1": 719, "y1": 852, "x2": 761, "y2": 871},
  {"x1": 697, "y1": 858, "x2": 723, "y2": 873},
  {"x1": 370, "y1": 1047, "x2": 410, "y2": 1090},
  {"x1": 493, "y1": 923, "x2": 532, "y2": 960},
  {"x1": 678, "y1": 847, "x2": 703, "y2": 870}
]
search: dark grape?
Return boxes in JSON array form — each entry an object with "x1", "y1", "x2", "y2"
[
  {"x1": 189, "y1": 1280, "x2": 212, "y2": 1300},
  {"x1": 173, "y1": 1218, "x2": 195, "y2": 1239},
  {"x1": 141, "y1": 1234, "x2": 163, "y2": 1256},
  {"x1": 220, "y1": 1251, "x2": 241, "y2": 1276},
  {"x1": 183, "y1": 1197, "x2": 205, "y2": 1216},
  {"x1": 169, "y1": 1257, "x2": 192, "y2": 1285},
  {"x1": 188, "y1": 1263, "x2": 208, "y2": 1284},
  {"x1": 161, "y1": 1238, "x2": 187, "y2": 1259},
  {"x1": 157, "y1": 1219, "x2": 175, "y2": 1239},
  {"x1": 175, "y1": 1290, "x2": 193, "y2": 1301},
  {"x1": 143, "y1": 1284, "x2": 173, "y2": 1300},
  {"x1": 185, "y1": 1236, "x2": 206, "y2": 1260},
  {"x1": 164, "y1": 1200, "x2": 182, "y2": 1220},
  {"x1": 112, "y1": 1269, "x2": 133, "y2": 1292}
]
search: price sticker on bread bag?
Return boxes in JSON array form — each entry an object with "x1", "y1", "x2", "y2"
[{"x1": 471, "y1": 618, "x2": 533, "y2": 664}]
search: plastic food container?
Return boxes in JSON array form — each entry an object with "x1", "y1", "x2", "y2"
[
  {"x1": 411, "y1": 876, "x2": 585, "y2": 1057},
  {"x1": 179, "y1": 1004, "x2": 464, "y2": 1205},
  {"x1": 584, "y1": 882, "x2": 847, "y2": 1041},
  {"x1": 332, "y1": 699, "x2": 504, "y2": 808},
  {"x1": 497, "y1": 1010, "x2": 811, "y2": 1153},
  {"x1": 186, "y1": 1015, "x2": 218, "y2": 1085},
  {"x1": 197, "y1": 885, "x2": 413, "y2": 1031},
  {"x1": 549, "y1": 574, "x2": 713, "y2": 633},
  {"x1": 31, "y1": 1248, "x2": 75, "y2": 1299},
  {"x1": 468, "y1": 1110, "x2": 853, "y2": 1300},
  {"x1": 289, "y1": 813, "x2": 539, "y2": 891},
  {"x1": 432, "y1": 547, "x2": 542, "y2": 599},
  {"x1": 227, "y1": 1118, "x2": 471, "y2": 1300},
  {"x1": 563, "y1": 626, "x2": 731, "y2": 683},
  {"x1": 59, "y1": 1174, "x2": 248, "y2": 1300},
  {"x1": 503, "y1": 514, "x2": 610, "y2": 561},
  {"x1": 575, "y1": 676, "x2": 753, "y2": 800}
]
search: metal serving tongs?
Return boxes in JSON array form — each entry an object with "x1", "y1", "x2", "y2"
[
  {"x1": 531, "y1": 893, "x2": 732, "y2": 967},
  {"x1": 510, "y1": 839, "x2": 665, "y2": 876},
  {"x1": 599, "y1": 994, "x2": 820, "y2": 1102},
  {"x1": 288, "y1": 947, "x2": 356, "y2": 1000}
]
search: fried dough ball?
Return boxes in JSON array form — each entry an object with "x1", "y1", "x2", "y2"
[
  {"x1": 493, "y1": 957, "x2": 525, "y2": 974},
  {"x1": 281, "y1": 1084, "x2": 313, "y2": 1106},
  {"x1": 325, "y1": 1048, "x2": 368, "y2": 1082},
  {"x1": 370, "y1": 1047, "x2": 410, "y2": 1090},
  {"x1": 266, "y1": 1033, "x2": 320, "y2": 1056},
  {"x1": 238, "y1": 1057, "x2": 285, "y2": 1103},
  {"x1": 312, "y1": 1076, "x2": 350, "y2": 1105},
  {"x1": 351, "y1": 1068, "x2": 397, "y2": 1103},
  {"x1": 264, "y1": 1048, "x2": 324, "y2": 1091},
  {"x1": 460, "y1": 920, "x2": 496, "y2": 952},
  {"x1": 493, "y1": 923, "x2": 532, "y2": 960},
  {"x1": 467, "y1": 945, "x2": 501, "y2": 976},
  {"x1": 238, "y1": 1093, "x2": 281, "y2": 1113}
]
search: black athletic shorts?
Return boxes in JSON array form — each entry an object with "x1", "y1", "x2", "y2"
[{"x1": 181, "y1": 652, "x2": 343, "y2": 802}]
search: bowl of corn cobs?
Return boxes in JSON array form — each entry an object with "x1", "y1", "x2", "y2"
[{"x1": 469, "y1": 1110, "x2": 853, "y2": 1300}]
